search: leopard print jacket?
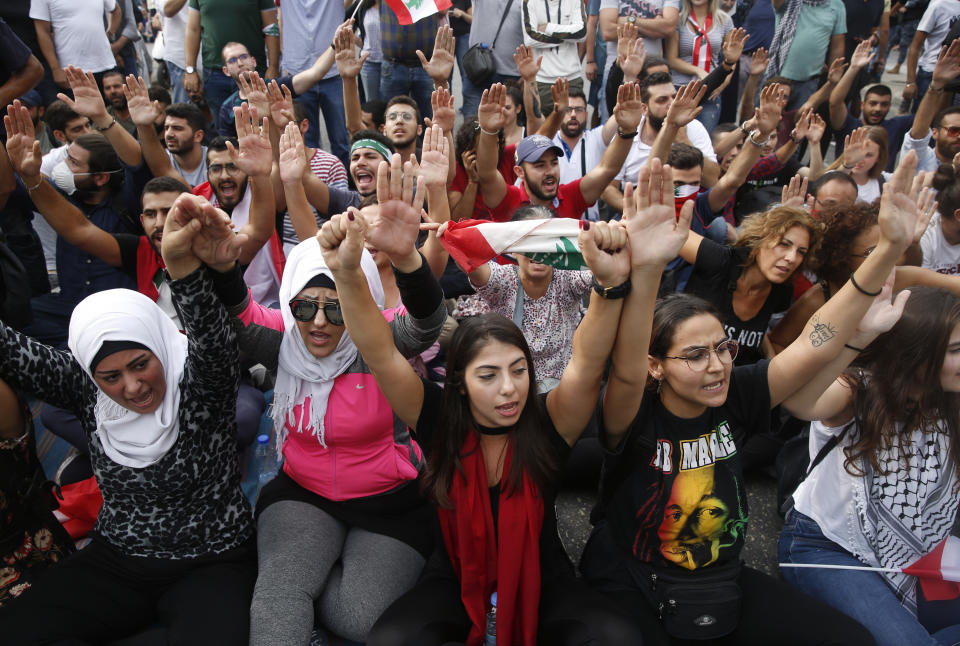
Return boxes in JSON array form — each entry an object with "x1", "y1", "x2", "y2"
[{"x1": 0, "y1": 268, "x2": 253, "y2": 559}]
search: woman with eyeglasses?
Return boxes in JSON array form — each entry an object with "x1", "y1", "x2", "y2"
[
  {"x1": 579, "y1": 154, "x2": 932, "y2": 646},
  {"x1": 205, "y1": 158, "x2": 447, "y2": 644},
  {"x1": 676, "y1": 205, "x2": 823, "y2": 367}
]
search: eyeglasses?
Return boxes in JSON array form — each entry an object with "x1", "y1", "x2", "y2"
[
  {"x1": 942, "y1": 125, "x2": 960, "y2": 137},
  {"x1": 289, "y1": 298, "x2": 344, "y2": 326},
  {"x1": 226, "y1": 53, "x2": 251, "y2": 65},
  {"x1": 562, "y1": 106, "x2": 587, "y2": 115},
  {"x1": 662, "y1": 340, "x2": 739, "y2": 371},
  {"x1": 208, "y1": 163, "x2": 242, "y2": 175},
  {"x1": 386, "y1": 111, "x2": 416, "y2": 123}
]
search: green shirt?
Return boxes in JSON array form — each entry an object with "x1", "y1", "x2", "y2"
[
  {"x1": 188, "y1": 0, "x2": 275, "y2": 72},
  {"x1": 776, "y1": 0, "x2": 846, "y2": 81}
]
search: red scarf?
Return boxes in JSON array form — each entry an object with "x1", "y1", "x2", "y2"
[
  {"x1": 438, "y1": 432, "x2": 543, "y2": 646},
  {"x1": 135, "y1": 236, "x2": 164, "y2": 301},
  {"x1": 690, "y1": 13, "x2": 713, "y2": 72}
]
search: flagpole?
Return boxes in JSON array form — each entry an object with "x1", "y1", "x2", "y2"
[
  {"x1": 779, "y1": 563, "x2": 904, "y2": 574},
  {"x1": 349, "y1": 0, "x2": 363, "y2": 22}
]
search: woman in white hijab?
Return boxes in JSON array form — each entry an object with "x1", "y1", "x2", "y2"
[
  {"x1": 203, "y1": 155, "x2": 449, "y2": 644},
  {"x1": 0, "y1": 195, "x2": 257, "y2": 644}
]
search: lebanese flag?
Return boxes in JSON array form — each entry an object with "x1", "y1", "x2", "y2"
[
  {"x1": 385, "y1": 0, "x2": 452, "y2": 25},
  {"x1": 902, "y1": 514, "x2": 960, "y2": 601},
  {"x1": 441, "y1": 218, "x2": 585, "y2": 274}
]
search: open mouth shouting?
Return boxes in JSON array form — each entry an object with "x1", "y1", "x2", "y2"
[{"x1": 353, "y1": 168, "x2": 375, "y2": 193}]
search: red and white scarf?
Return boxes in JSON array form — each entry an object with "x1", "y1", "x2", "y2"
[{"x1": 690, "y1": 13, "x2": 714, "y2": 72}]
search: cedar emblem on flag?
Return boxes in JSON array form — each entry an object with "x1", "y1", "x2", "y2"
[
  {"x1": 385, "y1": 0, "x2": 452, "y2": 25},
  {"x1": 439, "y1": 218, "x2": 585, "y2": 274}
]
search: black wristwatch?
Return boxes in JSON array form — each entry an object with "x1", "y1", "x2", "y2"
[
  {"x1": 616, "y1": 127, "x2": 638, "y2": 139},
  {"x1": 592, "y1": 276, "x2": 632, "y2": 299}
]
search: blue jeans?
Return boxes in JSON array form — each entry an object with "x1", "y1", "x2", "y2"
[
  {"x1": 296, "y1": 76, "x2": 350, "y2": 167},
  {"x1": 887, "y1": 18, "x2": 919, "y2": 66},
  {"x1": 202, "y1": 67, "x2": 239, "y2": 130},
  {"x1": 779, "y1": 510, "x2": 960, "y2": 646},
  {"x1": 379, "y1": 60, "x2": 435, "y2": 120},
  {"x1": 361, "y1": 60, "x2": 382, "y2": 103},
  {"x1": 453, "y1": 36, "x2": 470, "y2": 94},
  {"x1": 911, "y1": 68, "x2": 933, "y2": 114},
  {"x1": 786, "y1": 77, "x2": 821, "y2": 112},
  {"x1": 695, "y1": 94, "x2": 721, "y2": 132},
  {"x1": 166, "y1": 61, "x2": 189, "y2": 104},
  {"x1": 461, "y1": 71, "x2": 521, "y2": 118}
]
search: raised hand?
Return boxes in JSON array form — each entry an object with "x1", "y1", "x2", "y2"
[
  {"x1": 791, "y1": 107, "x2": 813, "y2": 141},
  {"x1": 579, "y1": 220, "x2": 631, "y2": 288},
  {"x1": 849, "y1": 39, "x2": 875, "y2": 70},
  {"x1": 227, "y1": 103, "x2": 273, "y2": 177},
  {"x1": 416, "y1": 124, "x2": 449, "y2": 189},
  {"x1": 514, "y1": 45, "x2": 543, "y2": 83},
  {"x1": 161, "y1": 193, "x2": 246, "y2": 268},
  {"x1": 551, "y1": 77, "x2": 570, "y2": 114},
  {"x1": 780, "y1": 174, "x2": 809, "y2": 208},
  {"x1": 749, "y1": 48, "x2": 768, "y2": 76},
  {"x1": 851, "y1": 270, "x2": 910, "y2": 345},
  {"x1": 616, "y1": 20, "x2": 640, "y2": 66},
  {"x1": 722, "y1": 28, "x2": 748, "y2": 66},
  {"x1": 878, "y1": 150, "x2": 936, "y2": 253},
  {"x1": 755, "y1": 82, "x2": 783, "y2": 136},
  {"x1": 806, "y1": 113, "x2": 826, "y2": 144},
  {"x1": 665, "y1": 80, "x2": 705, "y2": 128},
  {"x1": 124, "y1": 75, "x2": 161, "y2": 126},
  {"x1": 827, "y1": 56, "x2": 848, "y2": 85},
  {"x1": 58, "y1": 66, "x2": 109, "y2": 122},
  {"x1": 612, "y1": 81, "x2": 643, "y2": 132},
  {"x1": 933, "y1": 38, "x2": 960, "y2": 88},
  {"x1": 623, "y1": 159, "x2": 692, "y2": 267},
  {"x1": 425, "y1": 86, "x2": 456, "y2": 133},
  {"x1": 619, "y1": 33, "x2": 647, "y2": 81},
  {"x1": 418, "y1": 25, "x2": 455, "y2": 84},
  {"x1": 266, "y1": 80, "x2": 295, "y2": 130},
  {"x1": 278, "y1": 121, "x2": 306, "y2": 185},
  {"x1": 368, "y1": 153, "x2": 425, "y2": 261},
  {"x1": 4, "y1": 101, "x2": 42, "y2": 181},
  {"x1": 841, "y1": 127, "x2": 869, "y2": 170},
  {"x1": 334, "y1": 20, "x2": 367, "y2": 80},
  {"x1": 237, "y1": 71, "x2": 270, "y2": 116},
  {"x1": 319, "y1": 208, "x2": 368, "y2": 273},
  {"x1": 477, "y1": 83, "x2": 512, "y2": 134}
]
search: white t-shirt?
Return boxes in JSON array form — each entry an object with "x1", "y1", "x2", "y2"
[
  {"x1": 917, "y1": 0, "x2": 960, "y2": 72},
  {"x1": 160, "y1": 1, "x2": 198, "y2": 69},
  {"x1": 167, "y1": 147, "x2": 208, "y2": 188},
  {"x1": 854, "y1": 172, "x2": 891, "y2": 204},
  {"x1": 921, "y1": 213, "x2": 960, "y2": 276},
  {"x1": 554, "y1": 127, "x2": 609, "y2": 220},
  {"x1": 30, "y1": 0, "x2": 118, "y2": 74},
  {"x1": 599, "y1": 0, "x2": 681, "y2": 58},
  {"x1": 616, "y1": 116, "x2": 717, "y2": 185}
]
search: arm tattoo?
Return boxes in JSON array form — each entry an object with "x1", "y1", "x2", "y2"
[{"x1": 809, "y1": 315, "x2": 838, "y2": 347}]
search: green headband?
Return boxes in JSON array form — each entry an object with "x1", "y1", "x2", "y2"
[{"x1": 350, "y1": 139, "x2": 392, "y2": 162}]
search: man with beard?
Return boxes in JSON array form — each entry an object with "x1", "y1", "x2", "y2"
[
  {"x1": 476, "y1": 82, "x2": 643, "y2": 222},
  {"x1": 100, "y1": 69, "x2": 135, "y2": 135},
  {"x1": 382, "y1": 96, "x2": 422, "y2": 164},
  {"x1": 828, "y1": 39, "x2": 912, "y2": 171},
  {"x1": 900, "y1": 38, "x2": 960, "y2": 173},
  {"x1": 300, "y1": 129, "x2": 394, "y2": 219},
  {"x1": 614, "y1": 71, "x2": 720, "y2": 191},
  {"x1": 552, "y1": 89, "x2": 624, "y2": 220},
  {"x1": 17, "y1": 90, "x2": 57, "y2": 155},
  {"x1": 216, "y1": 41, "x2": 258, "y2": 138},
  {"x1": 39, "y1": 101, "x2": 92, "y2": 176}
]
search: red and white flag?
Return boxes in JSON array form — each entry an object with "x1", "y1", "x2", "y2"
[
  {"x1": 902, "y1": 515, "x2": 960, "y2": 600},
  {"x1": 440, "y1": 218, "x2": 585, "y2": 274},
  {"x1": 384, "y1": 0, "x2": 452, "y2": 25}
]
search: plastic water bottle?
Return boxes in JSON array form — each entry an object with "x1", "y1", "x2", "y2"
[
  {"x1": 484, "y1": 591, "x2": 497, "y2": 646},
  {"x1": 256, "y1": 433, "x2": 277, "y2": 496}
]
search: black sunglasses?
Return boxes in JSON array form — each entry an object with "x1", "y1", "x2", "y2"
[{"x1": 289, "y1": 298, "x2": 344, "y2": 326}]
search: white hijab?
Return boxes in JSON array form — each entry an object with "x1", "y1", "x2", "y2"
[
  {"x1": 68, "y1": 289, "x2": 188, "y2": 468},
  {"x1": 273, "y1": 237, "x2": 384, "y2": 452}
]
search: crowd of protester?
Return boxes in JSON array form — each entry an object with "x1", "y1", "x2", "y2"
[{"x1": 1, "y1": 0, "x2": 960, "y2": 644}]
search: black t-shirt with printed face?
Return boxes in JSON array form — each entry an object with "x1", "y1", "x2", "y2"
[
  {"x1": 595, "y1": 361, "x2": 770, "y2": 572},
  {"x1": 683, "y1": 240, "x2": 793, "y2": 366}
]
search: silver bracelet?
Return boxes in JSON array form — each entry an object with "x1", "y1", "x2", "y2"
[
  {"x1": 479, "y1": 126, "x2": 499, "y2": 136},
  {"x1": 747, "y1": 130, "x2": 770, "y2": 147}
]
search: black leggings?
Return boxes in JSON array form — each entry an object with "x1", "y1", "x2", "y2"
[
  {"x1": 580, "y1": 523, "x2": 876, "y2": 646},
  {"x1": 0, "y1": 535, "x2": 256, "y2": 646},
  {"x1": 367, "y1": 568, "x2": 645, "y2": 646}
]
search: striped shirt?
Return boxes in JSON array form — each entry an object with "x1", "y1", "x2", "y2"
[{"x1": 281, "y1": 149, "x2": 349, "y2": 255}]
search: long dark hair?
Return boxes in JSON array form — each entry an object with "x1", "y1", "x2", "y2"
[
  {"x1": 647, "y1": 294, "x2": 723, "y2": 390},
  {"x1": 843, "y1": 287, "x2": 960, "y2": 476},
  {"x1": 423, "y1": 314, "x2": 561, "y2": 508}
]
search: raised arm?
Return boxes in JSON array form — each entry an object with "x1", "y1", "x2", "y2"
[
  {"x1": 334, "y1": 19, "x2": 368, "y2": 137},
  {"x1": 648, "y1": 79, "x2": 706, "y2": 165},
  {"x1": 277, "y1": 121, "x2": 318, "y2": 241},
  {"x1": 424, "y1": 87, "x2": 458, "y2": 189},
  {"x1": 829, "y1": 42, "x2": 869, "y2": 129},
  {"x1": 59, "y1": 67, "x2": 141, "y2": 167},
  {"x1": 227, "y1": 104, "x2": 276, "y2": 265},
  {"x1": 910, "y1": 39, "x2": 960, "y2": 140},
  {"x1": 545, "y1": 220, "x2": 631, "y2": 445},
  {"x1": 799, "y1": 55, "x2": 844, "y2": 114},
  {"x1": 770, "y1": 151, "x2": 933, "y2": 407},
  {"x1": 738, "y1": 47, "x2": 767, "y2": 123},
  {"x1": 415, "y1": 124, "x2": 452, "y2": 278},
  {"x1": 514, "y1": 45, "x2": 545, "y2": 130},
  {"x1": 475, "y1": 84, "x2": 512, "y2": 209},
  {"x1": 417, "y1": 24, "x2": 455, "y2": 89},
  {"x1": 125, "y1": 75, "x2": 185, "y2": 182},
  {"x1": 535, "y1": 78, "x2": 568, "y2": 138},
  {"x1": 579, "y1": 82, "x2": 644, "y2": 204},
  {"x1": 4, "y1": 101, "x2": 122, "y2": 267},
  {"x1": 602, "y1": 160, "x2": 694, "y2": 446}
]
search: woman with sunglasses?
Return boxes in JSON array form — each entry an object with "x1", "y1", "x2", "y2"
[
  {"x1": 204, "y1": 156, "x2": 448, "y2": 644},
  {"x1": 579, "y1": 155, "x2": 931, "y2": 645}
]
